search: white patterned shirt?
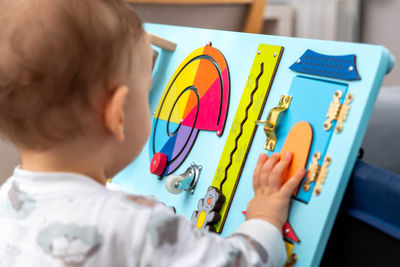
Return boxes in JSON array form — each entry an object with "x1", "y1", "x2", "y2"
[{"x1": 0, "y1": 167, "x2": 286, "y2": 267}]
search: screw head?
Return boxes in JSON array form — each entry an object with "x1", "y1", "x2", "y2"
[
  {"x1": 273, "y1": 52, "x2": 277, "y2": 57},
  {"x1": 297, "y1": 59, "x2": 301, "y2": 64},
  {"x1": 348, "y1": 66, "x2": 354, "y2": 71},
  {"x1": 257, "y1": 50, "x2": 261, "y2": 55}
]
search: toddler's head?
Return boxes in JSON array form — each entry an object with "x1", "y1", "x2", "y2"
[{"x1": 0, "y1": 0, "x2": 153, "y2": 177}]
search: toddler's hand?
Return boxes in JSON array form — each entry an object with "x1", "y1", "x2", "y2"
[{"x1": 246, "y1": 152, "x2": 305, "y2": 231}]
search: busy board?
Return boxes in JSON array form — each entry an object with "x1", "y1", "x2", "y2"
[{"x1": 113, "y1": 23, "x2": 394, "y2": 266}]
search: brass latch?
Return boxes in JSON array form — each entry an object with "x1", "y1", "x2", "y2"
[
  {"x1": 303, "y1": 152, "x2": 332, "y2": 195},
  {"x1": 255, "y1": 95, "x2": 292, "y2": 151},
  {"x1": 324, "y1": 90, "x2": 354, "y2": 133}
]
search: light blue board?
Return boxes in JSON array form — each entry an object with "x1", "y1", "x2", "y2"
[
  {"x1": 279, "y1": 76, "x2": 349, "y2": 203},
  {"x1": 113, "y1": 23, "x2": 394, "y2": 267}
]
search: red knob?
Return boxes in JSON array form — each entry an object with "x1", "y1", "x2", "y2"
[{"x1": 150, "y1": 152, "x2": 167, "y2": 176}]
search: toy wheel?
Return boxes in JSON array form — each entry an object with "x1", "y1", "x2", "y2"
[{"x1": 165, "y1": 174, "x2": 185, "y2": 194}]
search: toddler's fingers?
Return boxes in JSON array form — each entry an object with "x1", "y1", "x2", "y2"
[
  {"x1": 253, "y1": 154, "x2": 268, "y2": 191},
  {"x1": 280, "y1": 167, "x2": 306, "y2": 197},
  {"x1": 259, "y1": 153, "x2": 280, "y2": 188},
  {"x1": 269, "y1": 151, "x2": 293, "y2": 191}
]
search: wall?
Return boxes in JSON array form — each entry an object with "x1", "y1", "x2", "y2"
[
  {"x1": 131, "y1": 4, "x2": 247, "y2": 32},
  {"x1": 362, "y1": 0, "x2": 400, "y2": 86}
]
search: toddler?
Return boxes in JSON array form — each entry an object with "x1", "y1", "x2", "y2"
[{"x1": 0, "y1": 0, "x2": 305, "y2": 266}]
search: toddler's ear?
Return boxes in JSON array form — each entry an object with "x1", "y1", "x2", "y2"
[{"x1": 104, "y1": 85, "x2": 128, "y2": 142}]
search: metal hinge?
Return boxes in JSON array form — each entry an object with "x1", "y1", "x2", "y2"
[
  {"x1": 303, "y1": 152, "x2": 332, "y2": 195},
  {"x1": 324, "y1": 90, "x2": 354, "y2": 133}
]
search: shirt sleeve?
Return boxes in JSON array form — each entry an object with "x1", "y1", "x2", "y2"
[{"x1": 138, "y1": 204, "x2": 287, "y2": 267}]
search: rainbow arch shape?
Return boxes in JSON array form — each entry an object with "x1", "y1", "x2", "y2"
[{"x1": 150, "y1": 44, "x2": 230, "y2": 177}]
